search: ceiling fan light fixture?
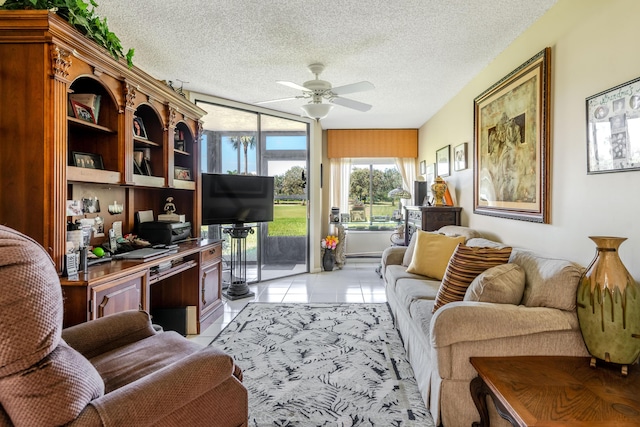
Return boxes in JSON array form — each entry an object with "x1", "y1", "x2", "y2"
[{"x1": 300, "y1": 103, "x2": 334, "y2": 120}]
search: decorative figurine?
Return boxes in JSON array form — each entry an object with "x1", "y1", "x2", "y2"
[{"x1": 164, "y1": 197, "x2": 176, "y2": 214}]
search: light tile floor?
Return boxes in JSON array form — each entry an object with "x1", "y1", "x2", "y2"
[{"x1": 187, "y1": 261, "x2": 385, "y2": 346}]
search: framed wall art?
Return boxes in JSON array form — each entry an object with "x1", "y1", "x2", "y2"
[
  {"x1": 454, "y1": 143, "x2": 467, "y2": 171},
  {"x1": 473, "y1": 47, "x2": 551, "y2": 223},
  {"x1": 425, "y1": 163, "x2": 435, "y2": 185},
  {"x1": 419, "y1": 160, "x2": 426, "y2": 175},
  {"x1": 435, "y1": 145, "x2": 450, "y2": 177},
  {"x1": 586, "y1": 76, "x2": 640, "y2": 174}
]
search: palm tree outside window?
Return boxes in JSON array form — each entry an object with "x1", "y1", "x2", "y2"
[{"x1": 230, "y1": 135, "x2": 256, "y2": 175}]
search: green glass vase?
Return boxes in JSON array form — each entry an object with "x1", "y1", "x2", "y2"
[{"x1": 576, "y1": 236, "x2": 640, "y2": 375}]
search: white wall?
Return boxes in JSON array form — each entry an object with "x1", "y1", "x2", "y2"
[{"x1": 418, "y1": 0, "x2": 640, "y2": 279}]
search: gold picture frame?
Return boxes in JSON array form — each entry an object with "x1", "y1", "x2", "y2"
[{"x1": 473, "y1": 47, "x2": 551, "y2": 223}]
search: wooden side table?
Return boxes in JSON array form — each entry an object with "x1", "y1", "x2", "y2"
[{"x1": 470, "y1": 356, "x2": 640, "y2": 426}]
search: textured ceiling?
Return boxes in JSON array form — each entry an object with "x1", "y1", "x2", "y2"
[{"x1": 94, "y1": 0, "x2": 557, "y2": 129}]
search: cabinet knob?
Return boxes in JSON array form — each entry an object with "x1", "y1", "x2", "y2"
[{"x1": 209, "y1": 248, "x2": 216, "y2": 255}]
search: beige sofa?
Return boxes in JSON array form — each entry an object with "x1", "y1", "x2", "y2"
[{"x1": 381, "y1": 225, "x2": 589, "y2": 427}]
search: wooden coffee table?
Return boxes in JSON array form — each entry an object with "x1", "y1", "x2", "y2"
[{"x1": 470, "y1": 356, "x2": 640, "y2": 426}]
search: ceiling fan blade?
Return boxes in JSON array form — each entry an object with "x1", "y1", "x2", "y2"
[
  {"x1": 331, "y1": 96, "x2": 372, "y2": 112},
  {"x1": 255, "y1": 96, "x2": 300, "y2": 105},
  {"x1": 331, "y1": 81, "x2": 375, "y2": 96},
  {"x1": 277, "y1": 80, "x2": 310, "y2": 92}
]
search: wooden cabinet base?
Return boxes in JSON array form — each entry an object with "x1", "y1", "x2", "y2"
[{"x1": 61, "y1": 240, "x2": 223, "y2": 334}]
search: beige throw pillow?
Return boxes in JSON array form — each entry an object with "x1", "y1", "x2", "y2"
[
  {"x1": 433, "y1": 244, "x2": 513, "y2": 312},
  {"x1": 464, "y1": 263, "x2": 525, "y2": 305},
  {"x1": 406, "y1": 230, "x2": 466, "y2": 280}
]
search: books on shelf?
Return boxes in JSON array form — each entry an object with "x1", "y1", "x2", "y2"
[{"x1": 69, "y1": 93, "x2": 101, "y2": 123}]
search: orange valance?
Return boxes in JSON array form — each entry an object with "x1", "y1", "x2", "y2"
[{"x1": 327, "y1": 129, "x2": 418, "y2": 158}]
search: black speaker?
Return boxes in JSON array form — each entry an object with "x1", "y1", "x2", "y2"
[{"x1": 414, "y1": 181, "x2": 428, "y2": 206}]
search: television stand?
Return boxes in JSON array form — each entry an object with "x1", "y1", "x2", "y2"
[{"x1": 222, "y1": 224, "x2": 255, "y2": 300}]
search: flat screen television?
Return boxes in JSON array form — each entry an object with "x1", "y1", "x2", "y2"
[{"x1": 202, "y1": 173, "x2": 275, "y2": 225}]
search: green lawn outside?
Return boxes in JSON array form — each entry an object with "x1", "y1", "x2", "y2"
[{"x1": 269, "y1": 204, "x2": 307, "y2": 236}]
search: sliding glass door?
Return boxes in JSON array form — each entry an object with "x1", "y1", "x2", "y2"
[
  {"x1": 260, "y1": 115, "x2": 309, "y2": 280},
  {"x1": 197, "y1": 102, "x2": 309, "y2": 284}
]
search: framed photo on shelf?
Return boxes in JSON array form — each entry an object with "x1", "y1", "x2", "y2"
[
  {"x1": 174, "y1": 166, "x2": 191, "y2": 180},
  {"x1": 436, "y1": 145, "x2": 450, "y2": 177},
  {"x1": 454, "y1": 143, "x2": 468, "y2": 171},
  {"x1": 133, "y1": 160, "x2": 144, "y2": 175},
  {"x1": 141, "y1": 158, "x2": 152, "y2": 176},
  {"x1": 133, "y1": 116, "x2": 147, "y2": 139},
  {"x1": 473, "y1": 47, "x2": 550, "y2": 223},
  {"x1": 586, "y1": 75, "x2": 640, "y2": 174},
  {"x1": 70, "y1": 100, "x2": 96, "y2": 124},
  {"x1": 72, "y1": 151, "x2": 104, "y2": 170}
]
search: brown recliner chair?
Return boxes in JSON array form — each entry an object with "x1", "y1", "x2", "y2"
[{"x1": 0, "y1": 225, "x2": 248, "y2": 426}]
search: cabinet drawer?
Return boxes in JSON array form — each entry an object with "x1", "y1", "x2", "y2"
[{"x1": 201, "y1": 242, "x2": 222, "y2": 266}]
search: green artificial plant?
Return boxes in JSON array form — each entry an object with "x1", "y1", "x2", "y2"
[{"x1": 0, "y1": 0, "x2": 134, "y2": 68}]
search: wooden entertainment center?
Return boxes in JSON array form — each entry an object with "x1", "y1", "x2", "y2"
[{"x1": 0, "y1": 11, "x2": 222, "y2": 329}]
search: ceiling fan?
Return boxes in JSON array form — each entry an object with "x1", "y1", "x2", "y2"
[{"x1": 256, "y1": 63, "x2": 374, "y2": 119}]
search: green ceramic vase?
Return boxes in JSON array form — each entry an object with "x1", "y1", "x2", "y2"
[{"x1": 576, "y1": 236, "x2": 640, "y2": 371}]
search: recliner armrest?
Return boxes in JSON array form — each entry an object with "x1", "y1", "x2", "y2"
[
  {"x1": 85, "y1": 347, "x2": 246, "y2": 426},
  {"x1": 62, "y1": 310, "x2": 156, "y2": 359}
]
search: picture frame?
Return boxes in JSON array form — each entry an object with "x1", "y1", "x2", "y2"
[
  {"x1": 435, "y1": 145, "x2": 450, "y2": 177},
  {"x1": 141, "y1": 158, "x2": 152, "y2": 176},
  {"x1": 454, "y1": 143, "x2": 468, "y2": 171},
  {"x1": 133, "y1": 116, "x2": 148, "y2": 139},
  {"x1": 419, "y1": 160, "x2": 426, "y2": 175},
  {"x1": 340, "y1": 213, "x2": 350, "y2": 223},
  {"x1": 174, "y1": 166, "x2": 191, "y2": 180},
  {"x1": 72, "y1": 151, "x2": 104, "y2": 170},
  {"x1": 586, "y1": 75, "x2": 640, "y2": 174},
  {"x1": 70, "y1": 100, "x2": 96, "y2": 124},
  {"x1": 425, "y1": 163, "x2": 435, "y2": 186},
  {"x1": 473, "y1": 47, "x2": 550, "y2": 223}
]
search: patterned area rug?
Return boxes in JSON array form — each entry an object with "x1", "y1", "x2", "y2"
[{"x1": 210, "y1": 303, "x2": 434, "y2": 426}]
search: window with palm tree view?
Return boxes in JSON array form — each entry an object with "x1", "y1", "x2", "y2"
[{"x1": 197, "y1": 102, "x2": 309, "y2": 283}]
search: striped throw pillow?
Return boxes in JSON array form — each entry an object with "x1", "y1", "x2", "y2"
[{"x1": 433, "y1": 244, "x2": 513, "y2": 312}]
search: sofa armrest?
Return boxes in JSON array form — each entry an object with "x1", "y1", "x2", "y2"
[
  {"x1": 62, "y1": 310, "x2": 156, "y2": 359},
  {"x1": 381, "y1": 246, "x2": 407, "y2": 268},
  {"x1": 430, "y1": 301, "x2": 579, "y2": 348},
  {"x1": 85, "y1": 346, "x2": 246, "y2": 425}
]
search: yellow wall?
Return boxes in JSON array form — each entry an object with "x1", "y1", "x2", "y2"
[{"x1": 419, "y1": 0, "x2": 640, "y2": 278}]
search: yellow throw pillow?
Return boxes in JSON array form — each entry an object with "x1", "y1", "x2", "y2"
[{"x1": 406, "y1": 230, "x2": 466, "y2": 280}]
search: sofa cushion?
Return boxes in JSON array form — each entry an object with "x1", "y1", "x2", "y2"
[
  {"x1": 385, "y1": 265, "x2": 428, "y2": 292},
  {"x1": 395, "y1": 279, "x2": 442, "y2": 309},
  {"x1": 402, "y1": 231, "x2": 418, "y2": 266},
  {"x1": 0, "y1": 340, "x2": 104, "y2": 427},
  {"x1": 406, "y1": 231, "x2": 466, "y2": 280},
  {"x1": 511, "y1": 249, "x2": 584, "y2": 311},
  {"x1": 433, "y1": 244, "x2": 513, "y2": 312},
  {"x1": 437, "y1": 226, "x2": 484, "y2": 241},
  {"x1": 464, "y1": 263, "x2": 525, "y2": 305}
]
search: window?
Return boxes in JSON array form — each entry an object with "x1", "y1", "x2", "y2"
[{"x1": 346, "y1": 159, "x2": 403, "y2": 230}]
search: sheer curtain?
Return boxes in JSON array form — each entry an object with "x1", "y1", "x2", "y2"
[
  {"x1": 395, "y1": 157, "x2": 416, "y2": 208},
  {"x1": 330, "y1": 158, "x2": 351, "y2": 214}
]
